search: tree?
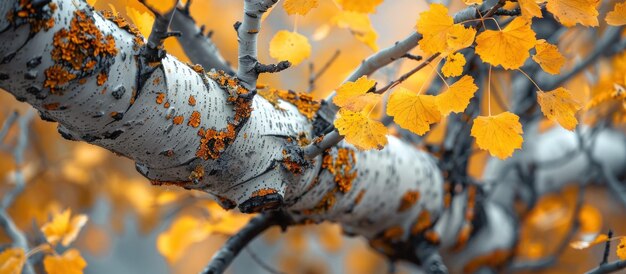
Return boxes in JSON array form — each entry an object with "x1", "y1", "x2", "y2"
[{"x1": 0, "y1": 0, "x2": 625, "y2": 273}]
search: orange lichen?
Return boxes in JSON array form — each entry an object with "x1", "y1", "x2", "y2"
[
  {"x1": 43, "y1": 102, "x2": 60, "y2": 110},
  {"x1": 453, "y1": 224, "x2": 472, "y2": 251},
  {"x1": 150, "y1": 180, "x2": 192, "y2": 188},
  {"x1": 188, "y1": 111, "x2": 201, "y2": 128},
  {"x1": 278, "y1": 90, "x2": 320, "y2": 120},
  {"x1": 397, "y1": 190, "x2": 420, "y2": 212},
  {"x1": 96, "y1": 71, "x2": 108, "y2": 86},
  {"x1": 9, "y1": 0, "x2": 56, "y2": 33},
  {"x1": 303, "y1": 189, "x2": 337, "y2": 215},
  {"x1": 44, "y1": 65, "x2": 77, "y2": 93},
  {"x1": 100, "y1": 10, "x2": 144, "y2": 49},
  {"x1": 282, "y1": 149, "x2": 304, "y2": 174},
  {"x1": 353, "y1": 189, "x2": 366, "y2": 205},
  {"x1": 382, "y1": 226, "x2": 404, "y2": 241},
  {"x1": 163, "y1": 102, "x2": 170, "y2": 108},
  {"x1": 424, "y1": 230, "x2": 440, "y2": 244},
  {"x1": 188, "y1": 95, "x2": 196, "y2": 106},
  {"x1": 190, "y1": 64, "x2": 205, "y2": 73},
  {"x1": 153, "y1": 77, "x2": 161, "y2": 85},
  {"x1": 196, "y1": 124, "x2": 237, "y2": 160},
  {"x1": 322, "y1": 148, "x2": 357, "y2": 193},
  {"x1": 172, "y1": 116, "x2": 184, "y2": 125},
  {"x1": 45, "y1": 10, "x2": 117, "y2": 93},
  {"x1": 156, "y1": 93, "x2": 165, "y2": 104},
  {"x1": 251, "y1": 188, "x2": 278, "y2": 198},
  {"x1": 411, "y1": 210, "x2": 431, "y2": 235},
  {"x1": 188, "y1": 165, "x2": 204, "y2": 182},
  {"x1": 297, "y1": 132, "x2": 311, "y2": 146},
  {"x1": 463, "y1": 249, "x2": 511, "y2": 274}
]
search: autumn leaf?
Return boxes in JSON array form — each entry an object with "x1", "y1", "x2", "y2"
[
  {"x1": 537, "y1": 88, "x2": 582, "y2": 131},
  {"x1": 606, "y1": 2, "x2": 626, "y2": 26},
  {"x1": 532, "y1": 40, "x2": 565, "y2": 75},
  {"x1": 570, "y1": 233, "x2": 608, "y2": 249},
  {"x1": 578, "y1": 204, "x2": 602, "y2": 233},
  {"x1": 618, "y1": 237, "x2": 626, "y2": 260},
  {"x1": 462, "y1": 0, "x2": 483, "y2": 4},
  {"x1": 442, "y1": 52, "x2": 466, "y2": 77},
  {"x1": 157, "y1": 215, "x2": 212, "y2": 264},
  {"x1": 334, "y1": 109, "x2": 388, "y2": 150},
  {"x1": 416, "y1": 4, "x2": 476, "y2": 55},
  {"x1": 41, "y1": 208, "x2": 88, "y2": 246},
  {"x1": 269, "y1": 30, "x2": 311, "y2": 66},
  {"x1": 43, "y1": 249, "x2": 87, "y2": 274},
  {"x1": 475, "y1": 17, "x2": 537, "y2": 70},
  {"x1": 333, "y1": 76, "x2": 377, "y2": 107},
  {"x1": 386, "y1": 87, "x2": 441, "y2": 135},
  {"x1": 519, "y1": 0, "x2": 543, "y2": 18},
  {"x1": 471, "y1": 112, "x2": 523, "y2": 159},
  {"x1": 283, "y1": 0, "x2": 318, "y2": 16},
  {"x1": 436, "y1": 75, "x2": 478, "y2": 115},
  {"x1": 546, "y1": 0, "x2": 599, "y2": 27},
  {"x1": 332, "y1": 11, "x2": 379, "y2": 51},
  {"x1": 336, "y1": 0, "x2": 383, "y2": 13},
  {"x1": 0, "y1": 248, "x2": 25, "y2": 274}
]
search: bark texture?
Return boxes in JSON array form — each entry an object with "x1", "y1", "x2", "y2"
[{"x1": 0, "y1": 1, "x2": 625, "y2": 273}]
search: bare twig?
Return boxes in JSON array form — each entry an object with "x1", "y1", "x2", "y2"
[
  {"x1": 601, "y1": 230, "x2": 613, "y2": 266},
  {"x1": 0, "y1": 111, "x2": 18, "y2": 143},
  {"x1": 201, "y1": 211, "x2": 290, "y2": 274},
  {"x1": 245, "y1": 247, "x2": 285, "y2": 274},
  {"x1": 375, "y1": 54, "x2": 439, "y2": 94},
  {"x1": 585, "y1": 260, "x2": 626, "y2": 274},
  {"x1": 308, "y1": 50, "x2": 341, "y2": 92},
  {"x1": 140, "y1": 0, "x2": 182, "y2": 62}
]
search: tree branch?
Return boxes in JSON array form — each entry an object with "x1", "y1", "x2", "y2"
[
  {"x1": 201, "y1": 211, "x2": 290, "y2": 274},
  {"x1": 585, "y1": 260, "x2": 626, "y2": 274}
]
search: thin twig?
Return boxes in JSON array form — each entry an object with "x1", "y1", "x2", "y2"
[
  {"x1": 585, "y1": 260, "x2": 626, "y2": 274},
  {"x1": 201, "y1": 211, "x2": 290, "y2": 274},
  {"x1": 308, "y1": 50, "x2": 341, "y2": 92},
  {"x1": 601, "y1": 230, "x2": 613, "y2": 266},
  {"x1": 245, "y1": 247, "x2": 285, "y2": 274},
  {"x1": 0, "y1": 111, "x2": 18, "y2": 143}
]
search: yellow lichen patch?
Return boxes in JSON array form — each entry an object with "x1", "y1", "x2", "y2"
[
  {"x1": 463, "y1": 249, "x2": 512, "y2": 274},
  {"x1": 282, "y1": 149, "x2": 304, "y2": 174},
  {"x1": 397, "y1": 190, "x2": 420, "y2": 212},
  {"x1": 9, "y1": 0, "x2": 56, "y2": 33},
  {"x1": 188, "y1": 165, "x2": 204, "y2": 182},
  {"x1": 196, "y1": 124, "x2": 237, "y2": 160},
  {"x1": 188, "y1": 95, "x2": 196, "y2": 106},
  {"x1": 188, "y1": 111, "x2": 201, "y2": 128},
  {"x1": 172, "y1": 116, "x2": 184, "y2": 125},
  {"x1": 411, "y1": 210, "x2": 431, "y2": 235},
  {"x1": 322, "y1": 148, "x2": 357, "y2": 193},
  {"x1": 45, "y1": 10, "x2": 118, "y2": 93},
  {"x1": 297, "y1": 132, "x2": 311, "y2": 146},
  {"x1": 156, "y1": 93, "x2": 165, "y2": 104},
  {"x1": 150, "y1": 180, "x2": 193, "y2": 188},
  {"x1": 251, "y1": 188, "x2": 278, "y2": 198},
  {"x1": 303, "y1": 189, "x2": 337, "y2": 215}
]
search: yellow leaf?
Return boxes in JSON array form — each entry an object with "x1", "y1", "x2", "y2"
[
  {"x1": 386, "y1": 87, "x2": 441, "y2": 135},
  {"x1": 269, "y1": 30, "x2": 312, "y2": 66},
  {"x1": 537, "y1": 88, "x2": 582, "y2": 131},
  {"x1": 471, "y1": 112, "x2": 523, "y2": 159},
  {"x1": 415, "y1": 4, "x2": 476, "y2": 54},
  {"x1": 436, "y1": 75, "x2": 478, "y2": 115},
  {"x1": 445, "y1": 24, "x2": 476, "y2": 52},
  {"x1": 570, "y1": 233, "x2": 608, "y2": 249},
  {"x1": 606, "y1": 2, "x2": 626, "y2": 26},
  {"x1": 519, "y1": 0, "x2": 543, "y2": 18},
  {"x1": 126, "y1": 6, "x2": 154, "y2": 38},
  {"x1": 441, "y1": 52, "x2": 466, "y2": 77},
  {"x1": 41, "y1": 208, "x2": 88, "y2": 247},
  {"x1": 312, "y1": 24, "x2": 331, "y2": 41},
  {"x1": 618, "y1": 237, "x2": 626, "y2": 260},
  {"x1": 283, "y1": 0, "x2": 318, "y2": 16},
  {"x1": 355, "y1": 29, "x2": 379, "y2": 51},
  {"x1": 416, "y1": 4, "x2": 453, "y2": 55},
  {"x1": 334, "y1": 109, "x2": 388, "y2": 150},
  {"x1": 86, "y1": 0, "x2": 97, "y2": 6},
  {"x1": 0, "y1": 248, "x2": 25, "y2": 274},
  {"x1": 43, "y1": 249, "x2": 87, "y2": 274},
  {"x1": 462, "y1": 0, "x2": 483, "y2": 4},
  {"x1": 532, "y1": 39, "x2": 565, "y2": 75},
  {"x1": 332, "y1": 11, "x2": 379, "y2": 51},
  {"x1": 475, "y1": 17, "x2": 537, "y2": 70},
  {"x1": 344, "y1": 93, "x2": 383, "y2": 112},
  {"x1": 334, "y1": 76, "x2": 376, "y2": 107},
  {"x1": 336, "y1": 0, "x2": 383, "y2": 13},
  {"x1": 546, "y1": 0, "x2": 599, "y2": 27},
  {"x1": 578, "y1": 204, "x2": 602, "y2": 233},
  {"x1": 157, "y1": 215, "x2": 212, "y2": 264}
]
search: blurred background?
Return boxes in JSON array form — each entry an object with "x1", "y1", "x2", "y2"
[{"x1": 1, "y1": 0, "x2": 626, "y2": 273}]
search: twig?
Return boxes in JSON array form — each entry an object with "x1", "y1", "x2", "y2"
[
  {"x1": 375, "y1": 54, "x2": 439, "y2": 94},
  {"x1": 308, "y1": 50, "x2": 341, "y2": 92},
  {"x1": 601, "y1": 230, "x2": 613, "y2": 266},
  {"x1": 245, "y1": 247, "x2": 285, "y2": 274},
  {"x1": 140, "y1": 0, "x2": 182, "y2": 62},
  {"x1": 0, "y1": 111, "x2": 18, "y2": 143},
  {"x1": 254, "y1": 60, "x2": 291, "y2": 74},
  {"x1": 201, "y1": 211, "x2": 290, "y2": 274},
  {"x1": 0, "y1": 110, "x2": 35, "y2": 274}
]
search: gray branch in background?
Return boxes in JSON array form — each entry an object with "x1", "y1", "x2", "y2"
[
  {"x1": 585, "y1": 260, "x2": 626, "y2": 274},
  {"x1": 168, "y1": 1, "x2": 235, "y2": 74},
  {"x1": 0, "y1": 110, "x2": 35, "y2": 274}
]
